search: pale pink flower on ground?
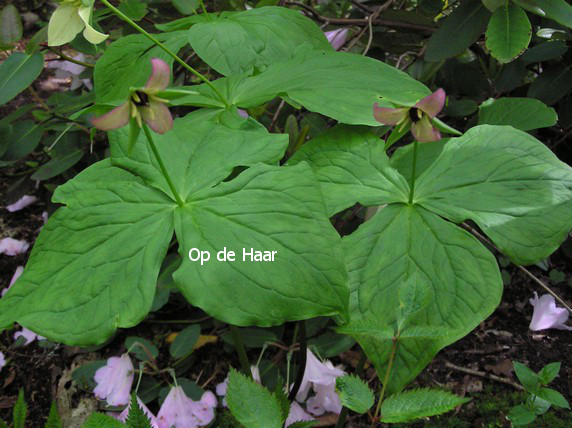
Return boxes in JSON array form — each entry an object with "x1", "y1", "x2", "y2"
[
  {"x1": 157, "y1": 386, "x2": 216, "y2": 428},
  {"x1": 92, "y1": 58, "x2": 173, "y2": 134},
  {"x1": 306, "y1": 382, "x2": 342, "y2": 416},
  {"x1": 189, "y1": 391, "x2": 217, "y2": 426},
  {"x1": 0, "y1": 351, "x2": 6, "y2": 373},
  {"x1": 286, "y1": 401, "x2": 314, "y2": 427},
  {"x1": 5, "y1": 195, "x2": 37, "y2": 212},
  {"x1": 529, "y1": 293, "x2": 572, "y2": 331},
  {"x1": 216, "y1": 365, "x2": 261, "y2": 406},
  {"x1": 94, "y1": 353, "x2": 134, "y2": 406},
  {"x1": 0, "y1": 238, "x2": 30, "y2": 256},
  {"x1": 113, "y1": 396, "x2": 159, "y2": 427},
  {"x1": 2, "y1": 266, "x2": 24, "y2": 297},
  {"x1": 324, "y1": 28, "x2": 348, "y2": 51},
  {"x1": 296, "y1": 349, "x2": 345, "y2": 402},
  {"x1": 373, "y1": 88, "x2": 446, "y2": 142},
  {"x1": 14, "y1": 327, "x2": 45, "y2": 345}
]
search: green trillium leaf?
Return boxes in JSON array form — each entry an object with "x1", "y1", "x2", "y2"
[
  {"x1": 485, "y1": 4, "x2": 532, "y2": 63},
  {"x1": 478, "y1": 97, "x2": 557, "y2": 131},
  {"x1": 415, "y1": 125, "x2": 572, "y2": 265}
]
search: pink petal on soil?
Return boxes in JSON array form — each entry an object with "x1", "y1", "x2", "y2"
[
  {"x1": 529, "y1": 293, "x2": 572, "y2": 331},
  {"x1": 94, "y1": 353, "x2": 135, "y2": 406},
  {"x1": 2, "y1": 265, "x2": 24, "y2": 297},
  {"x1": 0, "y1": 238, "x2": 30, "y2": 256},
  {"x1": 5, "y1": 195, "x2": 37, "y2": 212}
]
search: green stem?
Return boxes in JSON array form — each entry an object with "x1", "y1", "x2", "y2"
[
  {"x1": 288, "y1": 320, "x2": 307, "y2": 401},
  {"x1": 142, "y1": 124, "x2": 184, "y2": 206},
  {"x1": 336, "y1": 351, "x2": 368, "y2": 428},
  {"x1": 99, "y1": 0, "x2": 229, "y2": 108},
  {"x1": 230, "y1": 325, "x2": 252, "y2": 379},
  {"x1": 371, "y1": 339, "x2": 398, "y2": 426},
  {"x1": 408, "y1": 140, "x2": 419, "y2": 204},
  {"x1": 197, "y1": 0, "x2": 210, "y2": 19},
  {"x1": 46, "y1": 46, "x2": 95, "y2": 68}
]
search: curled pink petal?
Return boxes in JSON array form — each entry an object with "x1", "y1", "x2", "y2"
[
  {"x1": 411, "y1": 115, "x2": 441, "y2": 142},
  {"x1": 91, "y1": 102, "x2": 131, "y2": 131},
  {"x1": 286, "y1": 402, "x2": 314, "y2": 427},
  {"x1": 94, "y1": 353, "x2": 134, "y2": 406},
  {"x1": 146, "y1": 58, "x2": 171, "y2": 91},
  {"x1": 414, "y1": 88, "x2": 445, "y2": 118},
  {"x1": 141, "y1": 101, "x2": 173, "y2": 134},
  {"x1": 0, "y1": 238, "x2": 30, "y2": 256},
  {"x1": 2, "y1": 266, "x2": 24, "y2": 297},
  {"x1": 373, "y1": 104, "x2": 408, "y2": 125},
  {"x1": 158, "y1": 386, "x2": 215, "y2": 428},
  {"x1": 296, "y1": 349, "x2": 345, "y2": 403},
  {"x1": 5, "y1": 195, "x2": 37, "y2": 212},
  {"x1": 529, "y1": 293, "x2": 572, "y2": 331},
  {"x1": 324, "y1": 28, "x2": 348, "y2": 51}
]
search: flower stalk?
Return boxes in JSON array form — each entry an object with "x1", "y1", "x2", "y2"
[
  {"x1": 408, "y1": 141, "x2": 419, "y2": 205},
  {"x1": 229, "y1": 325, "x2": 252, "y2": 379},
  {"x1": 288, "y1": 320, "x2": 308, "y2": 400},
  {"x1": 371, "y1": 338, "x2": 398, "y2": 426}
]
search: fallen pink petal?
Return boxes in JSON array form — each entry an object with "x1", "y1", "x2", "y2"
[
  {"x1": 5, "y1": 195, "x2": 38, "y2": 212},
  {"x1": 157, "y1": 385, "x2": 216, "y2": 428},
  {"x1": 0, "y1": 351, "x2": 6, "y2": 373},
  {"x1": 94, "y1": 353, "x2": 135, "y2": 406},
  {"x1": 529, "y1": 293, "x2": 572, "y2": 331},
  {"x1": 0, "y1": 238, "x2": 30, "y2": 256},
  {"x1": 286, "y1": 401, "x2": 314, "y2": 427},
  {"x1": 324, "y1": 28, "x2": 348, "y2": 51},
  {"x1": 14, "y1": 327, "x2": 45, "y2": 345},
  {"x1": 2, "y1": 265, "x2": 24, "y2": 297}
]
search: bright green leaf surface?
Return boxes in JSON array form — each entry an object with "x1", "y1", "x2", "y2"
[
  {"x1": 226, "y1": 369, "x2": 284, "y2": 428},
  {"x1": 336, "y1": 375, "x2": 375, "y2": 414},
  {"x1": 485, "y1": 5, "x2": 531, "y2": 63},
  {"x1": 478, "y1": 97, "x2": 557, "y2": 131},
  {"x1": 343, "y1": 204, "x2": 502, "y2": 392},
  {"x1": 288, "y1": 125, "x2": 410, "y2": 215},
  {"x1": 188, "y1": 6, "x2": 331, "y2": 76},
  {"x1": 0, "y1": 52, "x2": 44, "y2": 106},
  {"x1": 389, "y1": 140, "x2": 447, "y2": 185},
  {"x1": 380, "y1": 388, "x2": 470, "y2": 423},
  {"x1": 415, "y1": 125, "x2": 572, "y2": 265},
  {"x1": 513, "y1": 0, "x2": 572, "y2": 29}
]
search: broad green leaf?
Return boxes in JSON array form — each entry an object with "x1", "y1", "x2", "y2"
[
  {"x1": 169, "y1": 324, "x2": 201, "y2": 358},
  {"x1": 513, "y1": 361, "x2": 539, "y2": 392},
  {"x1": 188, "y1": 6, "x2": 331, "y2": 76},
  {"x1": 537, "y1": 362, "x2": 560, "y2": 385},
  {"x1": 226, "y1": 369, "x2": 284, "y2": 428},
  {"x1": 94, "y1": 32, "x2": 188, "y2": 103},
  {"x1": 343, "y1": 204, "x2": 501, "y2": 392},
  {"x1": 81, "y1": 413, "x2": 125, "y2": 427},
  {"x1": 478, "y1": 97, "x2": 557, "y2": 131},
  {"x1": 0, "y1": 120, "x2": 43, "y2": 162},
  {"x1": 118, "y1": 0, "x2": 147, "y2": 21},
  {"x1": 335, "y1": 375, "x2": 375, "y2": 414},
  {"x1": 521, "y1": 41, "x2": 567, "y2": 63},
  {"x1": 415, "y1": 125, "x2": 572, "y2": 265},
  {"x1": 389, "y1": 140, "x2": 447, "y2": 185},
  {"x1": 307, "y1": 332, "x2": 355, "y2": 358},
  {"x1": 425, "y1": 0, "x2": 492, "y2": 62},
  {"x1": 0, "y1": 52, "x2": 44, "y2": 106},
  {"x1": 379, "y1": 388, "x2": 470, "y2": 423},
  {"x1": 288, "y1": 125, "x2": 410, "y2": 215},
  {"x1": 485, "y1": 5, "x2": 531, "y2": 63},
  {"x1": 536, "y1": 388, "x2": 570, "y2": 409},
  {"x1": 31, "y1": 150, "x2": 84, "y2": 181},
  {"x1": 513, "y1": 0, "x2": 572, "y2": 29},
  {"x1": 0, "y1": 4, "x2": 22, "y2": 45},
  {"x1": 172, "y1": 0, "x2": 199, "y2": 15},
  {"x1": 45, "y1": 402, "x2": 62, "y2": 428},
  {"x1": 527, "y1": 65, "x2": 572, "y2": 106},
  {"x1": 13, "y1": 389, "x2": 27, "y2": 428},
  {"x1": 174, "y1": 49, "x2": 431, "y2": 126},
  {"x1": 507, "y1": 404, "x2": 536, "y2": 425},
  {"x1": 173, "y1": 162, "x2": 349, "y2": 326},
  {"x1": 0, "y1": 160, "x2": 175, "y2": 345}
]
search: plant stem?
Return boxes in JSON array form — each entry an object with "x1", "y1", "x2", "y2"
[
  {"x1": 371, "y1": 339, "x2": 398, "y2": 426},
  {"x1": 46, "y1": 46, "x2": 94, "y2": 68},
  {"x1": 142, "y1": 124, "x2": 184, "y2": 206},
  {"x1": 408, "y1": 140, "x2": 419, "y2": 204},
  {"x1": 288, "y1": 320, "x2": 307, "y2": 400},
  {"x1": 197, "y1": 0, "x2": 210, "y2": 19},
  {"x1": 99, "y1": 0, "x2": 229, "y2": 108},
  {"x1": 336, "y1": 351, "x2": 368, "y2": 428},
  {"x1": 230, "y1": 325, "x2": 252, "y2": 379}
]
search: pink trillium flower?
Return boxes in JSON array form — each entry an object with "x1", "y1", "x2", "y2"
[
  {"x1": 5, "y1": 195, "x2": 37, "y2": 212},
  {"x1": 0, "y1": 238, "x2": 30, "y2": 256},
  {"x1": 113, "y1": 396, "x2": 159, "y2": 427},
  {"x1": 2, "y1": 266, "x2": 24, "y2": 297},
  {"x1": 373, "y1": 88, "x2": 446, "y2": 142},
  {"x1": 529, "y1": 293, "x2": 572, "y2": 331},
  {"x1": 92, "y1": 58, "x2": 173, "y2": 134},
  {"x1": 324, "y1": 29, "x2": 348, "y2": 51},
  {"x1": 14, "y1": 327, "x2": 45, "y2": 345},
  {"x1": 286, "y1": 402, "x2": 314, "y2": 427},
  {"x1": 157, "y1": 386, "x2": 217, "y2": 428},
  {"x1": 0, "y1": 351, "x2": 6, "y2": 373},
  {"x1": 94, "y1": 353, "x2": 134, "y2": 406}
]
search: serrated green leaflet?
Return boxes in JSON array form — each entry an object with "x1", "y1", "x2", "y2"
[
  {"x1": 380, "y1": 388, "x2": 470, "y2": 423},
  {"x1": 336, "y1": 375, "x2": 375, "y2": 414},
  {"x1": 0, "y1": 114, "x2": 348, "y2": 344},
  {"x1": 188, "y1": 6, "x2": 331, "y2": 76},
  {"x1": 485, "y1": 4, "x2": 531, "y2": 63}
]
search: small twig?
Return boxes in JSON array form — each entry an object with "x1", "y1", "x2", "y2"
[
  {"x1": 461, "y1": 223, "x2": 572, "y2": 315},
  {"x1": 444, "y1": 361, "x2": 524, "y2": 391},
  {"x1": 269, "y1": 99, "x2": 286, "y2": 130},
  {"x1": 45, "y1": 46, "x2": 94, "y2": 68}
]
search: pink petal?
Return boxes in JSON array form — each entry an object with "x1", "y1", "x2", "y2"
[
  {"x1": 14, "y1": 327, "x2": 45, "y2": 345},
  {"x1": 141, "y1": 101, "x2": 173, "y2": 134},
  {"x1": 2, "y1": 266, "x2": 24, "y2": 297},
  {"x1": 324, "y1": 29, "x2": 348, "y2": 51},
  {"x1": 286, "y1": 402, "x2": 314, "y2": 427},
  {"x1": 91, "y1": 102, "x2": 131, "y2": 131},
  {"x1": 0, "y1": 351, "x2": 6, "y2": 372},
  {"x1": 414, "y1": 88, "x2": 445, "y2": 118},
  {"x1": 5, "y1": 195, "x2": 37, "y2": 212},
  {"x1": 296, "y1": 350, "x2": 345, "y2": 402},
  {"x1": 94, "y1": 354, "x2": 134, "y2": 406},
  {"x1": 529, "y1": 293, "x2": 572, "y2": 331},
  {"x1": 373, "y1": 103, "x2": 408, "y2": 125},
  {"x1": 0, "y1": 238, "x2": 30, "y2": 256},
  {"x1": 410, "y1": 115, "x2": 441, "y2": 142},
  {"x1": 146, "y1": 58, "x2": 171, "y2": 91}
]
